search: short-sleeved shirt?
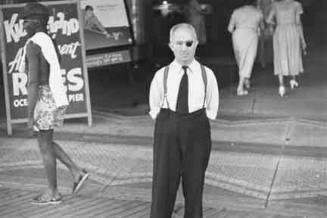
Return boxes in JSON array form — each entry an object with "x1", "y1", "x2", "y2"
[
  {"x1": 271, "y1": 0, "x2": 303, "y2": 25},
  {"x1": 228, "y1": 6, "x2": 263, "y2": 31}
]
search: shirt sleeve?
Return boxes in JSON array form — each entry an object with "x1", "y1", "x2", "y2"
[
  {"x1": 205, "y1": 67, "x2": 219, "y2": 120},
  {"x1": 294, "y1": 2, "x2": 303, "y2": 25},
  {"x1": 149, "y1": 68, "x2": 164, "y2": 119},
  {"x1": 227, "y1": 11, "x2": 236, "y2": 33},
  {"x1": 295, "y1": 2, "x2": 303, "y2": 15}
]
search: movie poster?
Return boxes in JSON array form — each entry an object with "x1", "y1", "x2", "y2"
[
  {"x1": 0, "y1": 2, "x2": 90, "y2": 120},
  {"x1": 80, "y1": 0, "x2": 133, "y2": 50}
]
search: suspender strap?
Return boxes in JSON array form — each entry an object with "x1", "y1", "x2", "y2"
[
  {"x1": 161, "y1": 65, "x2": 170, "y2": 109},
  {"x1": 201, "y1": 64, "x2": 207, "y2": 108},
  {"x1": 162, "y1": 64, "x2": 207, "y2": 109}
]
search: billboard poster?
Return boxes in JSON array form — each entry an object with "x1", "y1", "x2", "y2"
[
  {"x1": 0, "y1": 0, "x2": 92, "y2": 135},
  {"x1": 80, "y1": 0, "x2": 133, "y2": 50}
]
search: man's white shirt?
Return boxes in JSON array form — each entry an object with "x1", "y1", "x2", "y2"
[{"x1": 149, "y1": 59, "x2": 219, "y2": 120}]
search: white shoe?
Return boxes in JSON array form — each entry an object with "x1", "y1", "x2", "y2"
[
  {"x1": 290, "y1": 80, "x2": 299, "y2": 89},
  {"x1": 279, "y1": 86, "x2": 285, "y2": 97},
  {"x1": 237, "y1": 89, "x2": 248, "y2": 96}
]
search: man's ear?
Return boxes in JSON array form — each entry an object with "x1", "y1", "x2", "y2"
[
  {"x1": 168, "y1": 42, "x2": 174, "y2": 51},
  {"x1": 194, "y1": 40, "x2": 199, "y2": 48}
]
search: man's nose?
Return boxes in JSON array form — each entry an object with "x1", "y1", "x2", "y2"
[{"x1": 180, "y1": 43, "x2": 188, "y2": 50}]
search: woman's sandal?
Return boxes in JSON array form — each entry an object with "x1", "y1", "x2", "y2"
[
  {"x1": 32, "y1": 193, "x2": 62, "y2": 205},
  {"x1": 72, "y1": 170, "x2": 89, "y2": 194}
]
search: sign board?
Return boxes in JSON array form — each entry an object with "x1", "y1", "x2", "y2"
[
  {"x1": 80, "y1": 0, "x2": 133, "y2": 67},
  {"x1": 0, "y1": 0, "x2": 92, "y2": 135},
  {"x1": 86, "y1": 49, "x2": 131, "y2": 68},
  {"x1": 80, "y1": 0, "x2": 133, "y2": 50}
]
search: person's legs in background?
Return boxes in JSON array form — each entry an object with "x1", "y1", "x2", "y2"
[{"x1": 278, "y1": 74, "x2": 285, "y2": 97}]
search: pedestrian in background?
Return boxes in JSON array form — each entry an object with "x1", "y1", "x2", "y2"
[
  {"x1": 228, "y1": 0, "x2": 264, "y2": 95},
  {"x1": 266, "y1": 0, "x2": 307, "y2": 97},
  {"x1": 19, "y1": 2, "x2": 89, "y2": 204},
  {"x1": 149, "y1": 23, "x2": 219, "y2": 218},
  {"x1": 257, "y1": 0, "x2": 275, "y2": 68},
  {"x1": 185, "y1": 0, "x2": 207, "y2": 45}
]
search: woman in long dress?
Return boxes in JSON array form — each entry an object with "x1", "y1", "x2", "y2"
[
  {"x1": 228, "y1": 0, "x2": 264, "y2": 95},
  {"x1": 266, "y1": 0, "x2": 306, "y2": 96}
]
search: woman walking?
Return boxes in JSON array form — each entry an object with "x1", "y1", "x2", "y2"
[
  {"x1": 20, "y1": 2, "x2": 89, "y2": 204},
  {"x1": 228, "y1": 0, "x2": 263, "y2": 95},
  {"x1": 266, "y1": 0, "x2": 306, "y2": 96}
]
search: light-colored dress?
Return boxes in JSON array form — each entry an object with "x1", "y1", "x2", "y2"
[
  {"x1": 267, "y1": 0, "x2": 304, "y2": 76},
  {"x1": 228, "y1": 6, "x2": 263, "y2": 78}
]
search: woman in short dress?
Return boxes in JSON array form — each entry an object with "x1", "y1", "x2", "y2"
[
  {"x1": 266, "y1": 0, "x2": 306, "y2": 96},
  {"x1": 228, "y1": 0, "x2": 264, "y2": 95},
  {"x1": 21, "y1": 2, "x2": 89, "y2": 204}
]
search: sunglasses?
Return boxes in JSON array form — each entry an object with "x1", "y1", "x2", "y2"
[{"x1": 174, "y1": 40, "x2": 194, "y2": 47}]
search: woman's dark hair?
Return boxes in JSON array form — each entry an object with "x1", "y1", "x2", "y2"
[{"x1": 85, "y1": 5, "x2": 94, "y2": 11}]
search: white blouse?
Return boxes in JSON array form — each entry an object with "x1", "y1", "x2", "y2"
[{"x1": 149, "y1": 59, "x2": 219, "y2": 120}]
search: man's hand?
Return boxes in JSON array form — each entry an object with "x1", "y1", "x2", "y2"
[{"x1": 301, "y1": 40, "x2": 307, "y2": 55}]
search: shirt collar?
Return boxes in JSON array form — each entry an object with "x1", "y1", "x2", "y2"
[{"x1": 171, "y1": 59, "x2": 199, "y2": 74}]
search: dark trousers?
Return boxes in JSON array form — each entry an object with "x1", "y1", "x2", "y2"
[{"x1": 150, "y1": 109, "x2": 211, "y2": 218}]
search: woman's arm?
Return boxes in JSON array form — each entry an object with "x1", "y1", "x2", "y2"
[
  {"x1": 258, "y1": 13, "x2": 265, "y2": 36},
  {"x1": 91, "y1": 15, "x2": 110, "y2": 38},
  {"x1": 295, "y1": 4, "x2": 306, "y2": 53},
  {"x1": 298, "y1": 19, "x2": 306, "y2": 53},
  {"x1": 265, "y1": 4, "x2": 276, "y2": 25},
  {"x1": 26, "y1": 42, "x2": 40, "y2": 127}
]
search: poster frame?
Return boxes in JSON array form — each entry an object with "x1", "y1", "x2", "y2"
[{"x1": 0, "y1": 0, "x2": 92, "y2": 135}]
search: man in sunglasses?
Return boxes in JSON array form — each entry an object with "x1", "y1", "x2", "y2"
[{"x1": 149, "y1": 23, "x2": 219, "y2": 218}]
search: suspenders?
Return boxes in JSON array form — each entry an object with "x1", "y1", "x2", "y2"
[
  {"x1": 161, "y1": 64, "x2": 208, "y2": 109},
  {"x1": 200, "y1": 64, "x2": 207, "y2": 107},
  {"x1": 162, "y1": 66, "x2": 170, "y2": 109}
]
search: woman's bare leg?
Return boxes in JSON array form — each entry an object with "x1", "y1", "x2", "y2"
[
  {"x1": 278, "y1": 75, "x2": 285, "y2": 96},
  {"x1": 37, "y1": 129, "x2": 59, "y2": 197},
  {"x1": 52, "y1": 141, "x2": 83, "y2": 181}
]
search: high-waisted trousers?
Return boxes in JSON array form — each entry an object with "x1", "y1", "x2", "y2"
[{"x1": 150, "y1": 108, "x2": 211, "y2": 218}]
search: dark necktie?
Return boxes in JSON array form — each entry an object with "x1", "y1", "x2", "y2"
[{"x1": 176, "y1": 66, "x2": 189, "y2": 114}]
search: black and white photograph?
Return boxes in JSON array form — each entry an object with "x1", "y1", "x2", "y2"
[{"x1": 1, "y1": 0, "x2": 327, "y2": 217}]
